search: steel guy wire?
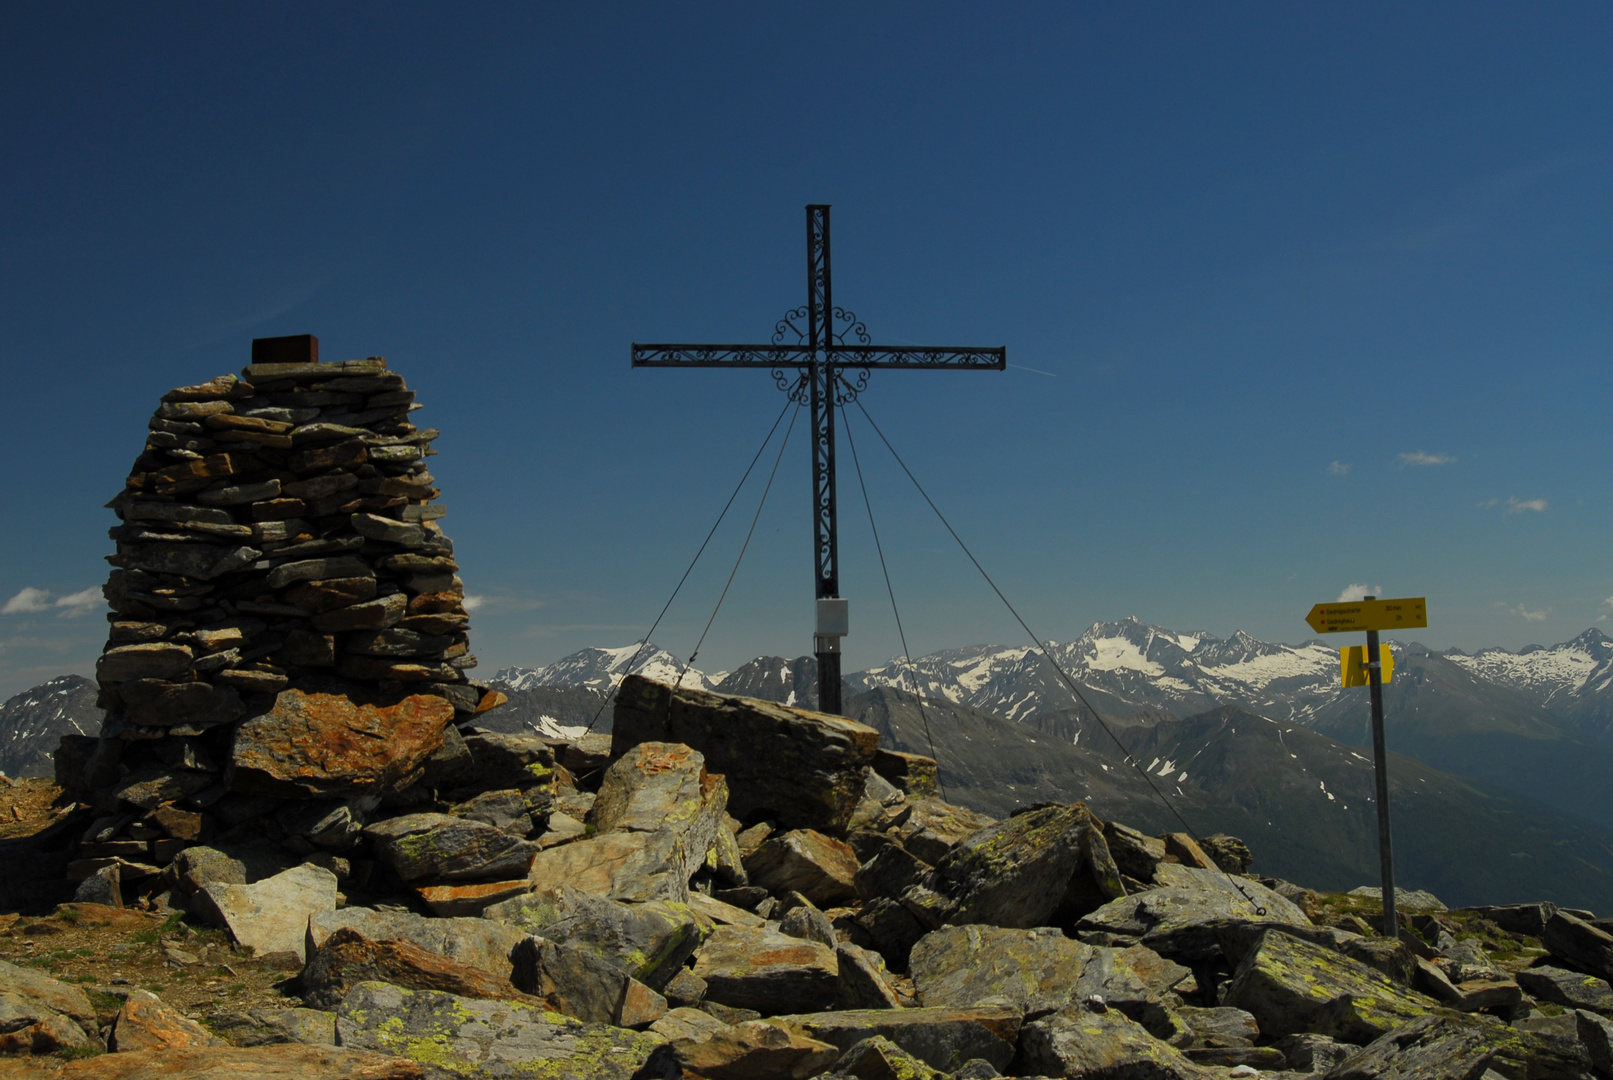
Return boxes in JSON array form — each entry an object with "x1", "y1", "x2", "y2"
[{"x1": 849, "y1": 396, "x2": 1267, "y2": 914}]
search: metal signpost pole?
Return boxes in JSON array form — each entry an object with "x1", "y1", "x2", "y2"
[
  {"x1": 1364, "y1": 616, "x2": 1397, "y2": 938},
  {"x1": 1304, "y1": 594, "x2": 1425, "y2": 941}
]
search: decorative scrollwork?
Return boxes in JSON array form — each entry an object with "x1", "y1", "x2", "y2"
[
  {"x1": 772, "y1": 307, "x2": 810, "y2": 346},
  {"x1": 830, "y1": 307, "x2": 870, "y2": 346},
  {"x1": 773, "y1": 368, "x2": 809, "y2": 401},
  {"x1": 833, "y1": 368, "x2": 871, "y2": 404}
]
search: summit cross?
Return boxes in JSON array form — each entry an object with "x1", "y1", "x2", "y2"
[{"x1": 633, "y1": 205, "x2": 1005, "y2": 715}]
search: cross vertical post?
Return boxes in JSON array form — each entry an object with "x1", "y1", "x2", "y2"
[
  {"x1": 632, "y1": 206, "x2": 1006, "y2": 715},
  {"x1": 806, "y1": 206, "x2": 843, "y2": 712}
]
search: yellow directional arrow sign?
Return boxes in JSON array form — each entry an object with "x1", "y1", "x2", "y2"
[{"x1": 1306, "y1": 597, "x2": 1427, "y2": 634}]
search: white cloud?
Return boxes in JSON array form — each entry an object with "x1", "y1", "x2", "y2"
[
  {"x1": 53, "y1": 588, "x2": 104, "y2": 618},
  {"x1": 1399, "y1": 451, "x2": 1456, "y2": 467},
  {"x1": 1329, "y1": 461, "x2": 1350, "y2": 475},
  {"x1": 462, "y1": 595, "x2": 485, "y2": 612},
  {"x1": 1337, "y1": 583, "x2": 1383, "y2": 603},
  {"x1": 2, "y1": 588, "x2": 53, "y2": 615},
  {"x1": 1505, "y1": 497, "x2": 1547, "y2": 515},
  {"x1": 1509, "y1": 604, "x2": 1550, "y2": 623}
]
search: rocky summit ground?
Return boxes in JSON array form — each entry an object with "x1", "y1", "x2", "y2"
[{"x1": 5, "y1": 679, "x2": 1613, "y2": 1079}]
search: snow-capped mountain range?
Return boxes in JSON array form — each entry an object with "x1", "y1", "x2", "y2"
[
  {"x1": 493, "y1": 619, "x2": 1613, "y2": 743},
  {"x1": 1445, "y1": 629, "x2": 1613, "y2": 740},
  {"x1": 493, "y1": 644, "x2": 724, "y2": 695}
]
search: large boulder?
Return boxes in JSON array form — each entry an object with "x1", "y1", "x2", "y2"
[
  {"x1": 1015, "y1": 1003, "x2": 1204, "y2": 1080},
  {"x1": 1542, "y1": 910, "x2": 1613, "y2": 982},
  {"x1": 774, "y1": 1005, "x2": 1022, "y2": 1074},
  {"x1": 510, "y1": 937, "x2": 668, "y2": 1028},
  {"x1": 335, "y1": 981, "x2": 680, "y2": 1079},
  {"x1": 1324, "y1": 1013, "x2": 1497, "y2": 1079},
  {"x1": 301, "y1": 928, "x2": 526, "y2": 1009},
  {"x1": 1073, "y1": 944, "x2": 1194, "y2": 1018},
  {"x1": 1074, "y1": 878, "x2": 1309, "y2": 963},
  {"x1": 744, "y1": 829, "x2": 860, "y2": 907},
  {"x1": 892, "y1": 798, "x2": 996, "y2": 865},
  {"x1": 482, "y1": 886, "x2": 706, "y2": 991},
  {"x1": 693, "y1": 924, "x2": 840, "y2": 1016},
  {"x1": 826, "y1": 1035, "x2": 943, "y2": 1079},
  {"x1": 110, "y1": 988, "x2": 226, "y2": 1051},
  {"x1": 909, "y1": 924, "x2": 1093, "y2": 1014},
  {"x1": 364, "y1": 813, "x2": 540, "y2": 883},
  {"x1": 649, "y1": 1008, "x2": 841, "y2": 1080},
  {"x1": 1222, "y1": 929, "x2": 1437, "y2": 1044},
  {"x1": 193, "y1": 863, "x2": 339, "y2": 961},
  {"x1": 611, "y1": 675, "x2": 878, "y2": 834},
  {"x1": 918, "y1": 803, "x2": 1126, "y2": 930},
  {"x1": 308, "y1": 907, "x2": 525, "y2": 981},
  {"x1": 525, "y1": 830, "x2": 699, "y2": 905},
  {"x1": 524, "y1": 742, "x2": 728, "y2": 904},
  {"x1": 227, "y1": 688, "x2": 453, "y2": 798},
  {"x1": 1514, "y1": 966, "x2": 1613, "y2": 1015}
]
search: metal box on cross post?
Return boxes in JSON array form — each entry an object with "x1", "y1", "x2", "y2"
[{"x1": 815, "y1": 598, "x2": 849, "y2": 654}]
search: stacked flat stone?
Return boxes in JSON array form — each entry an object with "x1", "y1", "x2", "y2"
[
  {"x1": 99, "y1": 357, "x2": 478, "y2": 718},
  {"x1": 62, "y1": 355, "x2": 528, "y2": 900}
]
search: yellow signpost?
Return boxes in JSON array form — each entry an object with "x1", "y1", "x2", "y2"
[
  {"x1": 1341, "y1": 645, "x2": 1394, "y2": 687},
  {"x1": 1306, "y1": 597, "x2": 1427, "y2": 634},
  {"x1": 1306, "y1": 594, "x2": 1428, "y2": 938}
]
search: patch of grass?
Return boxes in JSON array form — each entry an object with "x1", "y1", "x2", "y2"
[
  {"x1": 131, "y1": 929, "x2": 161, "y2": 944},
  {"x1": 56, "y1": 1045, "x2": 103, "y2": 1060},
  {"x1": 1538, "y1": 1002, "x2": 1565, "y2": 1016},
  {"x1": 55, "y1": 908, "x2": 81, "y2": 925},
  {"x1": 227, "y1": 982, "x2": 247, "y2": 994},
  {"x1": 87, "y1": 990, "x2": 125, "y2": 1014},
  {"x1": 161, "y1": 911, "x2": 188, "y2": 932}
]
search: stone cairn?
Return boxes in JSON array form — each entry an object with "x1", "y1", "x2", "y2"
[{"x1": 56, "y1": 342, "x2": 557, "y2": 911}]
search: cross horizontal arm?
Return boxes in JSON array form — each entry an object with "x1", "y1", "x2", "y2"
[{"x1": 632, "y1": 344, "x2": 1006, "y2": 370}]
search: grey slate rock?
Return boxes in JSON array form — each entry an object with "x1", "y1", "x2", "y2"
[
  {"x1": 483, "y1": 885, "x2": 706, "y2": 991},
  {"x1": 1323, "y1": 1013, "x2": 1495, "y2": 1080},
  {"x1": 1015, "y1": 1003, "x2": 1202, "y2": 1079},
  {"x1": 837, "y1": 942, "x2": 904, "y2": 1010},
  {"x1": 1543, "y1": 910, "x2": 1613, "y2": 983},
  {"x1": 777, "y1": 1006, "x2": 1022, "y2": 1075},
  {"x1": 1516, "y1": 965, "x2": 1613, "y2": 1015},
  {"x1": 335, "y1": 981, "x2": 680, "y2": 1079},
  {"x1": 1223, "y1": 929, "x2": 1437, "y2": 1045},
  {"x1": 308, "y1": 907, "x2": 526, "y2": 981},
  {"x1": 909, "y1": 924, "x2": 1092, "y2": 1015},
  {"x1": 364, "y1": 811, "x2": 540, "y2": 882}
]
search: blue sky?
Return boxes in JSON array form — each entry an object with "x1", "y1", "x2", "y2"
[{"x1": 1, "y1": 3, "x2": 1609, "y2": 697}]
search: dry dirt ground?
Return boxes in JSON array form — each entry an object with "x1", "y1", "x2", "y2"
[{"x1": 0, "y1": 777, "x2": 308, "y2": 1066}]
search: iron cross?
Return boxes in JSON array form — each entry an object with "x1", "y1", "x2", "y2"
[{"x1": 633, "y1": 205, "x2": 1005, "y2": 715}]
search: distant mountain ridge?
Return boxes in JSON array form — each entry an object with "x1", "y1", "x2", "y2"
[
  {"x1": 497, "y1": 619, "x2": 1613, "y2": 742},
  {"x1": 0, "y1": 675, "x2": 100, "y2": 779}
]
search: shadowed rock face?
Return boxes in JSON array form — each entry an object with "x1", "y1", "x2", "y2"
[{"x1": 610, "y1": 674, "x2": 879, "y2": 834}]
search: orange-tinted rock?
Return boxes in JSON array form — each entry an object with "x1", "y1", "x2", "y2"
[
  {"x1": 300, "y1": 928, "x2": 528, "y2": 1009},
  {"x1": 408, "y1": 591, "x2": 465, "y2": 615},
  {"x1": 228, "y1": 689, "x2": 452, "y2": 797},
  {"x1": 744, "y1": 830, "x2": 860, "y2": 908},
  {"x1": 111, "y1": 989, "x2": 225, "y2": 1052},
  {"x1": 416, "y1": 879, "x2": 532, "y2": 917}
]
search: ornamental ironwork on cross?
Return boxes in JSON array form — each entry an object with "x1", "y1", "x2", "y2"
[{"x1": 633, "y1": 205, "x2": 1004, "y2": 715}]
